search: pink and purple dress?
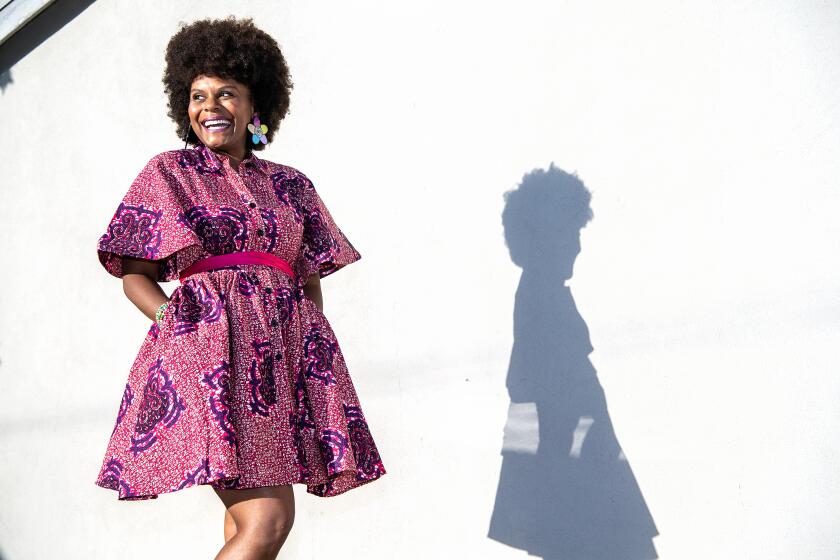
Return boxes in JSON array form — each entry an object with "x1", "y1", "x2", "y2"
[{"x1": 93, "y1": 141, "x2": 386, "y2": 500}]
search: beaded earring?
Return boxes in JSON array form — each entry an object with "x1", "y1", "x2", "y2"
[{"x1": 248, "y1": 113, "x2": 268, "y2": 145}]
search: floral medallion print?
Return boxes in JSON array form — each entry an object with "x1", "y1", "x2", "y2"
[
  {"x1": 130, "y1": 357, "x2": 186, "y2": 455},
  {"x1": 235, "y1": 270, "x2": 262, "y2": 297},
  {"x1": 345, "y1": 405, "x2": 387, "y2": 480},
  {"x1": 274, "y1": 286, "x2": 299, "y2": 325},
  {"x1": 258, "y1": 207, "x2": 281, "y2": 252},
  {"x1": 319, "y1": 429, "x2": 349, "y2": 476},
  {"x1": 300, "y1": 208, "x2": 340, "y2": 264},
  {"x1": 97, "y1": 203, "x2": 163, "y2": 260},
  {"x1": 289, "y1": 364, "x2": 316, "y2": 480},
  {"x1": 183, "y1": 205, "x2": 249, "y2": 255},
  {"x1": 111, "y1": 383, "x2": 135, "y2": 437},
  {"x1": 176, "y1": 147, "x2": 223, "y2": 175},
  {"x1": 247, "y1": 339, "x2": 277, "y2": 416},
  {"x1": 171, "y1": 278, "x2": 226, "y2": 336},
  {"x1": 200, "y1": 360, "x2": 237, "y2": 449},
  {"x1": 302, "y1": 323, "x2": 338, "y2": 386},
  {"x1": 96, "y1": 459, "x2": 154, "y2": 501},
  {"x1": 270, "y1": 168, "x2": 308, "y2": 221}
]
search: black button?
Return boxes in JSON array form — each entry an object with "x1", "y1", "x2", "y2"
[
  {"x1": 270, "y1": 318, "x2": 278, "y2": 327},
  {"x1": 264, "y1": 287, "x2": 272, "y2": 294},
  {"x1": 275, "y1": 352, "x2": 282, "y2": 360},
  {"x1": 257, "y1": 228, "x2": 264, "y2": 236},
  {"x1": 249, "y1": 202, "x2": 257, "y2": 208}
]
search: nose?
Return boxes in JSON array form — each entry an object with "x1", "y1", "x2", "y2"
[{"x1": 201, "y1": 95, "x2": 222, "y2": 112}]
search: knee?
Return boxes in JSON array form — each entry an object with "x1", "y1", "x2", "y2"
[
  {"x1": 269, "y1": 513, "x2": 295, "y2": 541},
  {"x1": 246, "y1": 514, "x2": 295, "y2": 552}
]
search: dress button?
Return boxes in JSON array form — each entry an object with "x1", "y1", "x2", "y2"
[
  {"x1": 249, "y1": 202, "x2": 257, "y2": 208},
  {"x1": 275, "y1": 352, "x2": 282, "y2": 360},
  {"x1": 270, "y1": 318, "x2": 278, "y2": 327},
  {"x1": 264, "y1": 287, "x2": 272, "y2": 294},
  {"x1": 257, "y1": 228, "x2": 265, "y2": 236}
]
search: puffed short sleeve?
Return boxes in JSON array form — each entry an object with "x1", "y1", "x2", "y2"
[
  {"x1": 294, "y1": 176, "x2": 362, "y2": 283},
  {"x1": 96, "y1": 154, "x2": 203, "y2": 282}
]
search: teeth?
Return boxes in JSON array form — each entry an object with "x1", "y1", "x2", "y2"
[{"x1": 204, "y1": 120, "x2": 231, "y2": 127}]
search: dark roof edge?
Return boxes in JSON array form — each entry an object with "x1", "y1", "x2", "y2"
[{"x1": 0, "y1": 0, "x2": 57, "y2": 47}]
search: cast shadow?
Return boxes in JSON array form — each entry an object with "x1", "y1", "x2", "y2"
[{"x1": 487, "y1": 163, "x2": 659, "y2": 559}]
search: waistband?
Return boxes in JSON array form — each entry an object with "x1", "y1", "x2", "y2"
[{"x1": 179, "y1": 251, "x2": 297, "y2": 283}]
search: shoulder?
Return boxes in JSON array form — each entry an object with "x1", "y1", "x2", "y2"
[
  {"x1": 259, "y1": 158, "x2": 312, "y2": 185},
  {"x1": 125, "y1": 150, "x2": 197, "y2": 196},
  {"x1": 142, "y1": 149, "x2": 184, "y2": 166},
  {"x1": 148, "y1": 148, "x2": 206, "y2": 169},
  {"x1": 259, "y1": 158, "x2": 318, "y2": 198},
  {"x1": 136, "y1": 148, "x2": 226, "y2": 182},
  {"x1": 258, "y1": 159, "x2": 320, "y2": 214},
  {"x1": 132, "y1": 150, "x2": 186, "y2": 175}
]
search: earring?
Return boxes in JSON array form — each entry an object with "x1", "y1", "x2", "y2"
[{"x1": 247, "y1": 113, "x2": 268, "y2": 145}]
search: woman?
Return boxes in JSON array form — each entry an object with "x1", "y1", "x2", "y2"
[{"x1": 93, "y1": 16, "x2": 386, "y2": 557}]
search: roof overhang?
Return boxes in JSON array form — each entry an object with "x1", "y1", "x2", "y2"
[{"x1": 0, "y1": 0, "x2": 57, "y2": 47}]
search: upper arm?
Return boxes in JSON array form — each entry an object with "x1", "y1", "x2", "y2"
[
  {"x1": 301, "y1": 272, "x2": 322, "y2": 310},
  {"x1": 121, "y1": 256, "x2": 162, "y2": 280},
  {"x1": 97, "y1": 153, "x2": 202, "y2": 282},
  {"x1": 302, "y1": 272, "x2": 320, "y2": 292}
]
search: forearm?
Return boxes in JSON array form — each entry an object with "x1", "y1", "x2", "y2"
[{"x1": 122, "y1": 257, "x2": 169, "y2": 322}]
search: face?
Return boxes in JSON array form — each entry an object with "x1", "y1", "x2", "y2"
[{"x1": 188, "y1": 74, "x2": 254, "y2": 159}]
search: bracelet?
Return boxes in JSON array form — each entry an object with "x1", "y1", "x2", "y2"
[{"x1": 155, "y1": 301, "x2": 170, "y2": 325}]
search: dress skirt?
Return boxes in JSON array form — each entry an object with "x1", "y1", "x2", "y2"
[{"x1": 94, "y1": 265, "x2": 386, "y2": 500}]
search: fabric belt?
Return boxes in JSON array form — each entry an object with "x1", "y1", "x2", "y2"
[{"x1": 179, "y1": 251, "x2": 297, "y2": 283}]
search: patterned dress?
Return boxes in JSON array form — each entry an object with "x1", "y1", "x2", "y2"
[{"x1": 93, "y1": 141, "x2": 386, "y2": 500}]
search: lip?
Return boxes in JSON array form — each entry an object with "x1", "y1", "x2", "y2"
[{"x1": 201, "y1": 116, "x2": 233, "y2": 127}]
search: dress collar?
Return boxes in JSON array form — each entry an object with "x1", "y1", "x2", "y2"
[{"x1": 194, "y1": 141, "x2": 262, "y2": 169}]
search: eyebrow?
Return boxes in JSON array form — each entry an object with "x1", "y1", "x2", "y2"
[{"x1": 190, "y1": 84, "x2": 240, "y2": 93}]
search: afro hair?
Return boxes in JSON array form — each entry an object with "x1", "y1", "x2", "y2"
[{"x1": 163, "y1": 16, "x2": 293, "y2": 151}]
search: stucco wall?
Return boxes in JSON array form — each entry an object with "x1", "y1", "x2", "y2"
[{"x1": 0, "y1": 1, "x2": 838, "y2": 558}]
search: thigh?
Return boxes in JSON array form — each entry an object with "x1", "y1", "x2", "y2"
[{"x1": 214, "y1": 485, "x2": 295, "y2": 531}]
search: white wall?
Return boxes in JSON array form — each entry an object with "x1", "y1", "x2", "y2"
[{"x1": 1, "y1": 1, "x2": 838, "y2": 558}]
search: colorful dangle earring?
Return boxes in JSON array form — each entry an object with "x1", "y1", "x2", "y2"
[{"x1": 248, "y1": 113, "x2": 268, "y2": 145}]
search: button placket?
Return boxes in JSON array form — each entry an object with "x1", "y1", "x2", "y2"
[
  {"x1": 224, "y1": 162, "x2": 267, "y2": 248},
  {"x1": 262, "y1": 285, "x2": 280, "y2": 329}
]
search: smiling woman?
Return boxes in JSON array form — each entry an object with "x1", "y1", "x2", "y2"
[
  {"x1": 93, "y1": 15, "x2": 386, "y2": 559},
  {"x1": 162, "y1": 16, "x2": 293, "y2": 155},
  {"x1": 188, "y1": 75, "x2": 255, "y2": 164}
]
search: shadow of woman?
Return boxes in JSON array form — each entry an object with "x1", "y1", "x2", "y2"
[{"x1": 487, "y1": 163, "x2": 659, "y2": 559}]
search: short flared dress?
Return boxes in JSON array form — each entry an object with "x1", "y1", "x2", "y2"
[{"x1": 93, "y1": 141, "x2": 386, "y2": 500}]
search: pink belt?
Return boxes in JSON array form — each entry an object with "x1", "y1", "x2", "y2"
[{"x1": 179, "y1": 251, "x2": 296, "y2": 283}]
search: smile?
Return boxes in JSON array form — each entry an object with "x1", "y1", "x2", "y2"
[{"x1": 202, "y1": 118, "x2": 232, "y2": 132}]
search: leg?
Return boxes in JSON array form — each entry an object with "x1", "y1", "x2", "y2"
[
  {"x1": 224, "y1": 508, "x2": 237, "y2": 543},
  {"x1": 213, "y1": 484, "x2": 295, "y2": 560}
]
